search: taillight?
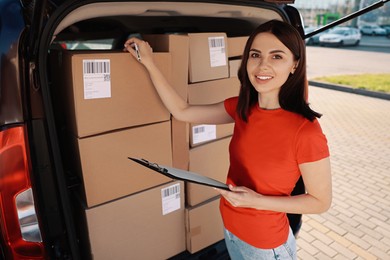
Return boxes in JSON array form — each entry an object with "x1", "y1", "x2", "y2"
[{"x1": 0, "y1": 126, "x2": 45, "y2": 259}]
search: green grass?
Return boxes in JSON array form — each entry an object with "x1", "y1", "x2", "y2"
[{"x1": 313, "y1": 74, "x2": 390, "y2": 94}]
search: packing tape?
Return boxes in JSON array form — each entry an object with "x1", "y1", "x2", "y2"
[{"x1": 190, "y1": 226, "x2": 202, "y2": 237}]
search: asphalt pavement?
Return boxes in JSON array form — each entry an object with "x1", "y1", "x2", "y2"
[
  {"x1": 296, "y1": 46, "x2": 390, "y2": 259},
  {"x1": 306, "y1": 46, "x2": 390, "y2": 79}
]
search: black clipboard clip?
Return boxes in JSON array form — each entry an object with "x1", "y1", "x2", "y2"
[
  {"x1": 130, "y1": 158, "x2": 168, "y2": 174},
  {"x1": 129, "y1": 157, "x2": 229, "y2": 191}
]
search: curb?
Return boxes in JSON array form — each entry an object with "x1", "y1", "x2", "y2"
[{"x1": 309, "y1": 80, "x2": 390, "y2": 101}]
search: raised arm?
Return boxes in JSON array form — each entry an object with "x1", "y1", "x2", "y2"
[{"x1": 124, "y1": 37, "x2": 234, "y2": 125}]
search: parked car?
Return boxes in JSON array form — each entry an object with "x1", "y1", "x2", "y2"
[
  {"x1": 380, "y1": 25, "x2": 390, "y2": 37},
  {"x1": 319, "y1": 27, "x2": 361, "y2": 47},
  {"x1": 360, "y1": 24, "x2": 387, "y2": 36},
  {"x1": 304, "y1": 27, "x2": 330, "y2": 45}
]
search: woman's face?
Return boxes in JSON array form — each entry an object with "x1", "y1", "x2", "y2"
[{"x1": 246, "y1": 32, "x2": 297, "y2": 97}]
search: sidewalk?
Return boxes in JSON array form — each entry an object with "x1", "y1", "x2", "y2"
[{"x1": 296, "y1": 86, "x2": 390, "y2": 259}]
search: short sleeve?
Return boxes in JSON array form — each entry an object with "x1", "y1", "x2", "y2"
[
  {"x1": 224, "y1": 96, "x2": 238, "y2": 119},
  {"x1": 295, "y1": 119, "x2": 330, "y2": 164}
]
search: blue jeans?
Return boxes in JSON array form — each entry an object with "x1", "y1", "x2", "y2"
[{"x1": 224, "y1": 227, "x2": 296, "y2": 260}]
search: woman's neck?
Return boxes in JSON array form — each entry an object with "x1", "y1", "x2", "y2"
[{"x1": 258, "y1": 94, "x2": 280, "y2": 110}]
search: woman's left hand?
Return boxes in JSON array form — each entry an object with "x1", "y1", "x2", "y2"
[{"x1": 215, "y1": 185, "x2": 263, "y2": 209}]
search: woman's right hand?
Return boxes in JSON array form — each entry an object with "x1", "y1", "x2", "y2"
[{"x1": 123, "y1": 37, "x2": 154, "y2": 68}]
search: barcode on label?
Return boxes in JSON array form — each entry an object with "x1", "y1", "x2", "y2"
[
  {"x1": 209, "y1": 37, "x2": 225, "y2": 48},
  {"x1": 162, "y1": 183, "x2": 181, "y2": 198},
  {"x1": 193, "y1": 126, "x2": 205, "y2": 134},
  {"x1": 192, "y1": 124, "x2": 217, "y2": 144},
  {"x1": 161, "y1": 183, "x2": 181, "y2": 215},
  {"x1": 208, "y1": 37, "x2": 227, "y2": 67},
  {"x1": 83, "y1": 60, "x2": 110, "y2": 74}
]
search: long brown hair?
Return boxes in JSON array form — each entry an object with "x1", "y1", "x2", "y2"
[{"x1": 236, "y1": 20, "x2": 321, "y2": 122}]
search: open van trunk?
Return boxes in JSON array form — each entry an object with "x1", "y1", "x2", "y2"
[{"x1": 32, "y1": 2, "x2": 304, "y2": 258}]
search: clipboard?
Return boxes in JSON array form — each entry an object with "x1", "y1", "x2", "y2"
[{"x1": 129, "y1": 157, "x2": 229, "y2": 191}]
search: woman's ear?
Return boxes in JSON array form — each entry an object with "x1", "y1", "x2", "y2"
[{"x1": 291, "y1": 61, "x2": 299, "y2": 74}]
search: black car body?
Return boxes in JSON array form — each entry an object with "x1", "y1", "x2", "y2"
[{"x1": 0, "y1": 0, "x2": 387, "y2": 259}]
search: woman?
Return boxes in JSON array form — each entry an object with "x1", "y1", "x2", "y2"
[{"x1": 124, "y1": 20, "x2": 332, "y2": 260}]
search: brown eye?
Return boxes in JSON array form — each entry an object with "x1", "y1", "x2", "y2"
[{"x1": 249, "y1": 52, "x2": 260, "y2": 58}]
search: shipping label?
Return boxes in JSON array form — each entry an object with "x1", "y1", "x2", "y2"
[
  {"x1": 192, "y1": 124, "x2": 217, "y2": 144},
  {"x1": 208, "y1": 36, "x2": 227, "y2": 67},
  {"x1": 83, "y1": 59, "x2": 111, "y2": 99},
  {"x1": 161, "y1": 183, "x2": 181, "y2": 215}
]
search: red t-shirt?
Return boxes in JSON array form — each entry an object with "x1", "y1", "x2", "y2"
[{"x1": 220, "y1": 97, "x2": 329, "y2": 249}]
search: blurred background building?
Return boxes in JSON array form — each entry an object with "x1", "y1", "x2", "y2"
[{"x1": 294, "y1": 0, "x2": 390, "y2": 28}]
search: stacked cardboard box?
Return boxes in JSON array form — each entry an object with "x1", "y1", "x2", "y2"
[
  {"x1": 188, "y1": 33, "x2": 229, "y2": 83},
  {"x1": 227, "y1": 36, "x2": 248, "y2": 58},
  {"x1": 185, "y1": 196, "x2": 224, "y2": 254},
  {"x1": 54, "y1": 51, "x2": 171, "y2": 138},
  {"x1": 188, "y1": 77, "x2": 239, "y2": 148},
  {"x1": 227, "y1": 36, "x2": 247, "y2": 79},
  {"x1": 146, "y1": 33, "x2": 247, "y2": 253},
  {"x1": 50, "y1": 50, "x2": 186, "y2": 258},
  {"x1": 143, "y1": 33, "x2": 230, "y2": 253},
  {"x1": 50, "y1": 32, "x2": 248, "y2": 257},
  {"x1": 142, "y1": 34, "x2": 190, "y2": 171},
  {"x1": 52, "y1": 51, "x2": 174, "y2": 207},
  {"x1": 85, "y1": 181, "x2": 185, "y2": 260},
  {"x1": 184, "y1": 34, "x2": 244, "y2": 252}
]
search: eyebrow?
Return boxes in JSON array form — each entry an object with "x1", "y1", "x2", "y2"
[{"x1": 249, "y1": 48, "x2": 287, "y2": 54}]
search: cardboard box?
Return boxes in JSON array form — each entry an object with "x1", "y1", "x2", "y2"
[
  {"x1": 142, "y1": 34, "x2": 190, "y2": 169},
  {"x1": 185, "y1": 196, "x2": 224, "y2": 253},
  {"x1": 188, "y1": 77, "x2": 240, "y2": 105},
  {"x1": 52, "y1": 51, "x2": 171, "y2": 137},
  {"x1": 227, "y1": 36, "x2": 249, "y2": 57},
  {"x1": 142, "y1": 34, "x2": 189, "y2": 100},
  {"x1": 187, "y1": 77, "x2": 239, "y2": 147},
  {"x1": 229, "y1": 59, "x2": 242, "y2": 78},
  {"x1": 188, "y1": 33, "x2": 229, "y2": 83},
  {"x1": 171, "y1": 118, "x2": 190, "y2": 170},
  {"x1": 75, "y1": 121, "x2": 172, "y2": 207},
  {"x1": 187, "y1": 137, "x2": 231, "y2": 206},
  {"x1": 85, "y1": 181, "x2": 186, "y2": 260}
]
